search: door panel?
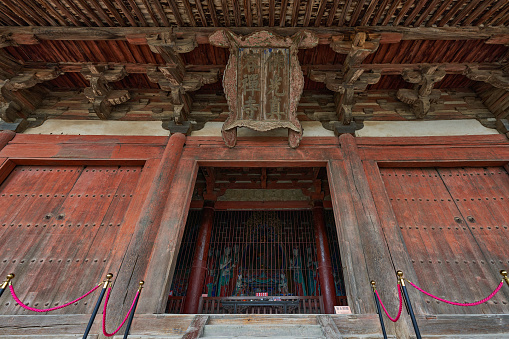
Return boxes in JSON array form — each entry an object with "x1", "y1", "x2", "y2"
[
  {"x1": 380, "y1": 167, "x2": 509, "y2": 314},
  {"x1": 0, "y1": 165, "x2": 141, "y2": 315}
]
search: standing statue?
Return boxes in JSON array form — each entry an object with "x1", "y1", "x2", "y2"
[
  {"x1": 234, "y1": 273, "x2": 244, "y2": 296},
  {"x1": 218, "y1": 247, "x2": 234, "y2": 296},
  {"x1": 278, "y1": 273, "x2": 289, "y2": 295},
  {"x1": 204, "y1": 249, "x2": 216, "y2": 296},
  {"x1": 306, "y1": 247, "x2": 319, "y2": 296},
  {"x1": 290, "y1": 248, "x2": 307, "y2": 296}
]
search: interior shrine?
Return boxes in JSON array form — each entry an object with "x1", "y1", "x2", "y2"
[{"x1": 0, "y1": 1, "x2": 508, "y2": 338}]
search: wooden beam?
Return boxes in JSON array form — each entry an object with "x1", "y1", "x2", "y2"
[
  {"x1": 1, "y1": 26, "x2": 508, "y2": 42},
  {"x1": 22, "y1": 61, "x2": 504, "y2": 76}
]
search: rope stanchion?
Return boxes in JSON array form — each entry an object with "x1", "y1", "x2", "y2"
[
  {"x1": 0, "y1": 274, "x2": 14, "y2": 299},
  {"x1": 398, "y1": 270, "x2": 421, "y2": 339},
  {"x1": 10, "y1": 281, "x2": 102, "y2": 313},
  {"x1": 102, "y1": 283, "x2": 141, "y2": 337},
  {"x1": 371, "y1": 281, "x2": 388, "y2": 339},
  {"x1": 374, "y1": 282, "x2": 403, "y2": 322},
  {"x1": 501, "y1": 270, "x2": 509, "y2": 288},
  {"x1": 406, "y1": 279, "x2": 504, "y2": 306},
  {"x1": 82, "y1": 273, "x2": 113, "y2": 339},
  {"x1": 122, "y1": 281, "x2": 144, "y2": 339}
]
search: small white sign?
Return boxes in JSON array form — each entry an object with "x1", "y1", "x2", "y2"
[{"x1": 334, "y1": 306, "x2": 351, "y2": 314}]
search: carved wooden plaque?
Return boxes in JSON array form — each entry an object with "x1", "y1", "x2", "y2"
[{"x1": 209, "y1": 30, "x2": 318, "y2": 148}]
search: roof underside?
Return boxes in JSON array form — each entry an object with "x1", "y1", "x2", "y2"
[{"x1": 0, "y1": 0, "x2": 508, "y2": 28}]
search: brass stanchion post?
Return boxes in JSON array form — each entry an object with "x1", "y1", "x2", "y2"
[
  {"x1": 82, "y1": 273, "x2": 112, "y2": 339},
  {"x1": 398, "y1": 270, "x2": 421, "y2": 339},
  {"x1": 123, "y1": 281, "x2": 144, "y2": 339},
  {"x1": 0, "y1": 274, "x2": 14, "y2": 299},
  {"x1": 371, "y1": 280, "x2": 388, "y2": 339},
  {"x1": 501, "y1": 270, "x2": 509, "y2": 288}
]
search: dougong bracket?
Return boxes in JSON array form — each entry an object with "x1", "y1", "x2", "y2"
[
  {"x1": 0, "y1": 67, "x2": 61, "y2": 123},
  {"x1": 81, "y1": 64, "x2": 130, "y2": 120},
  {"x1": 397, "y1": 64, "x2": 446, "y2": 119}
]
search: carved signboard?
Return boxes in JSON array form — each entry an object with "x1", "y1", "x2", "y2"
[{"x1": 209, "y1": 30, "x2": 318, "y2": 148}]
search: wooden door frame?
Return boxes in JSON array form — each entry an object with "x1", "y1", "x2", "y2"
[{"x1": 141, "y1": 136, "x2": 378, "y2": 314}]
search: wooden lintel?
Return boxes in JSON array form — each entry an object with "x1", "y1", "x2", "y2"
[
  {"x1": 21, "y1": 61, "x2": 503, "y2": 76},
  {"x1": 0, "y1": 26, "x2": 508, "y2": 44}
]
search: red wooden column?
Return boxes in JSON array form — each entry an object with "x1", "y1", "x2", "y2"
[
  {"x1": 313, "y1": 200, "x2": 336, "y2": 314},
  {"x1": 183, "y1": 201, "x2": 215, "y2": 314},
  {"x1": 0, "y1": 131, "x2": 15, "y2": 150}
]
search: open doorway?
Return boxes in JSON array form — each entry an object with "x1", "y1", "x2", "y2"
[{"x1": 167, "y1": 166, "x2": 347, "y2": 314}]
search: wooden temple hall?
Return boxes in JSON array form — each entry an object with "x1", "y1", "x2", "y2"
[{"x1": 1, "y1": 0, "x2": 509, "y2": 338}]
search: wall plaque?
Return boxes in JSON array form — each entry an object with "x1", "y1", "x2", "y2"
[{"x1": 209, "y1": 30, "x2": 318, "y2": 148}]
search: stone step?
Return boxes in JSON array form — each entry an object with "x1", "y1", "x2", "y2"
[
  {"x1": 202, "y1": 324, "x2": 324, "y2": 338},
  {"x1": 0, "y1": 336, "x2": 98, "y2": 339},
  {"x1": 113, "y1": 336, "x2": 182, "y2": 339},
  {"x1": 202, "y1": 337, "x2": 324, "y2": 339},
  {"x1": 207, "y1": 315, "x2": 317, "y2": 326}
]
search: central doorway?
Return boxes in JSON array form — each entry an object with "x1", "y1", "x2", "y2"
[{"x1": 167, "y1": 166, "x2": 347, "y2": 314}]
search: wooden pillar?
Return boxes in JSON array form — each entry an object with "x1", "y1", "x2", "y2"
[
  {"x1": 339, "y1": 133, "x2": 412, "y2": 337},
  {"x1": 183, "y1": 201, "x2": 215, "y2": 314},
  {"x1": 140, "y1": 156, "x2": 198, "y2": 314},
  {"x1": 0, "y1": 130, "x2": 15, "y2": 150},
  {"x1": 313, "y1": 200, "x2": 336, "y2": 315},
  {"x1": 107, "y1": 133, "x2": 187, "y2": 322}
]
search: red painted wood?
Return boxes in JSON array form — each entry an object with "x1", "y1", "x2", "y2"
[
  {"x1": 312, "y1": 201, "x2": 336, "y2": 314},
  {"x1": 380, "y1": 166, "x2": 509, "y2": 314},
  {"x1": 110, "y1": 133, "x2": 187, "y2": 318},
  {"x1": 0, "y1": 131, "x2": 15, "y2": 150},
  {"x1": 327, "y1": 160, "x2": 374, "y2": 314},
  {"x1": 363, "y1": 160, "x2": 430, "y2": 315},
  {"x1": 0, "y1": 165, "x2": 143, "y2": 315},
  {"x1": 8, "y1": 134, "x2": 168, "y2": 145},
  {"x1": 140, "y1": 157, "x2": 198, "y2": 314},
  {"x1": 183, "y1": 201, "x2": 214, "y2": 314},
  {"x1": 356, "y1": 135, "x2": 508, "y2": 147}
]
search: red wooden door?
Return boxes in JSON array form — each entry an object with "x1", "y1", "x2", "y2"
[
  {"x1": 0, "y1": 165, "x2": 142, "y2": 315},
  {"x1": 380, "y1": 167, "x2": 509, "y2": 314}
]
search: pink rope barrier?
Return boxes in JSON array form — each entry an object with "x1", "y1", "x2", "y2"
[
  {"x1": 9, "y1": 283, "x2": 101, "y2": 313},
  {"x1": 406, "y1": 280, "x2": 504, "y2": 306},
  {"x1": 375, "y1": 284, "x2": 403, "y2": 322},
  {"x1": 102, "y1": 287, "x2": 140, "y2": 337}
]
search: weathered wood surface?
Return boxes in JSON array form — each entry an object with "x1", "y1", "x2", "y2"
[
  {"x1": 0, "y1": 314, "x2": 193, "y2": 336},
  {"x1": 380, "y1": 167, "x2": 509, "y2": 315},
  {"x1": 363, "y1": 160, "x2": 430, "y2": 315},
  {"x1": 0, "y1": 131, "x2": 15, "y2": 150},
  {"x1": 327, "y1": 159, "x2": 373, "y2": 314},
  {"x1": 0, "y1": 165, "x2": 142, "y2": 315},
  {"x1": 108, "y1": 133, "x2": 186, "y2": 326},
  {"x1": 317, "y1": 315, "x2": 343, "y2": 339},
  {"x1": 140, "y1": 157, "x2": 198, "y2": 314},
  {"x1": 339, "y1": 133, "x2": 411, "y2": 338},
  {"x1": 1, "y1": 26, "x2": 508, "y2": 43},
  {"x1": 181, "y1": 315, "x2": 209, "y2": 339}
]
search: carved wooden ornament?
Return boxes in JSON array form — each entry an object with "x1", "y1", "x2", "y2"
[{"x1": 209, "y1": 30, "x2": 318, "y2": 148}]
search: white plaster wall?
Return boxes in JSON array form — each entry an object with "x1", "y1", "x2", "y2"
[
  {"x1": 356, "y1": 120, "x2": 499, "y2": 137},
  {"x1": 24, "y1": 120, "x2": 169, "y2": 136},
  {"x1": 191, "y1": 121, "x2": 335, "y2": 137}
]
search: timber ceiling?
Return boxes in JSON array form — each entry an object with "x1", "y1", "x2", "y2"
[
  {"x1": 0, "y1": 0, "x2": 508, "y2": 27},
  {"x1": 0, "y1": 1, "x2": 508, "y2": 133}
]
